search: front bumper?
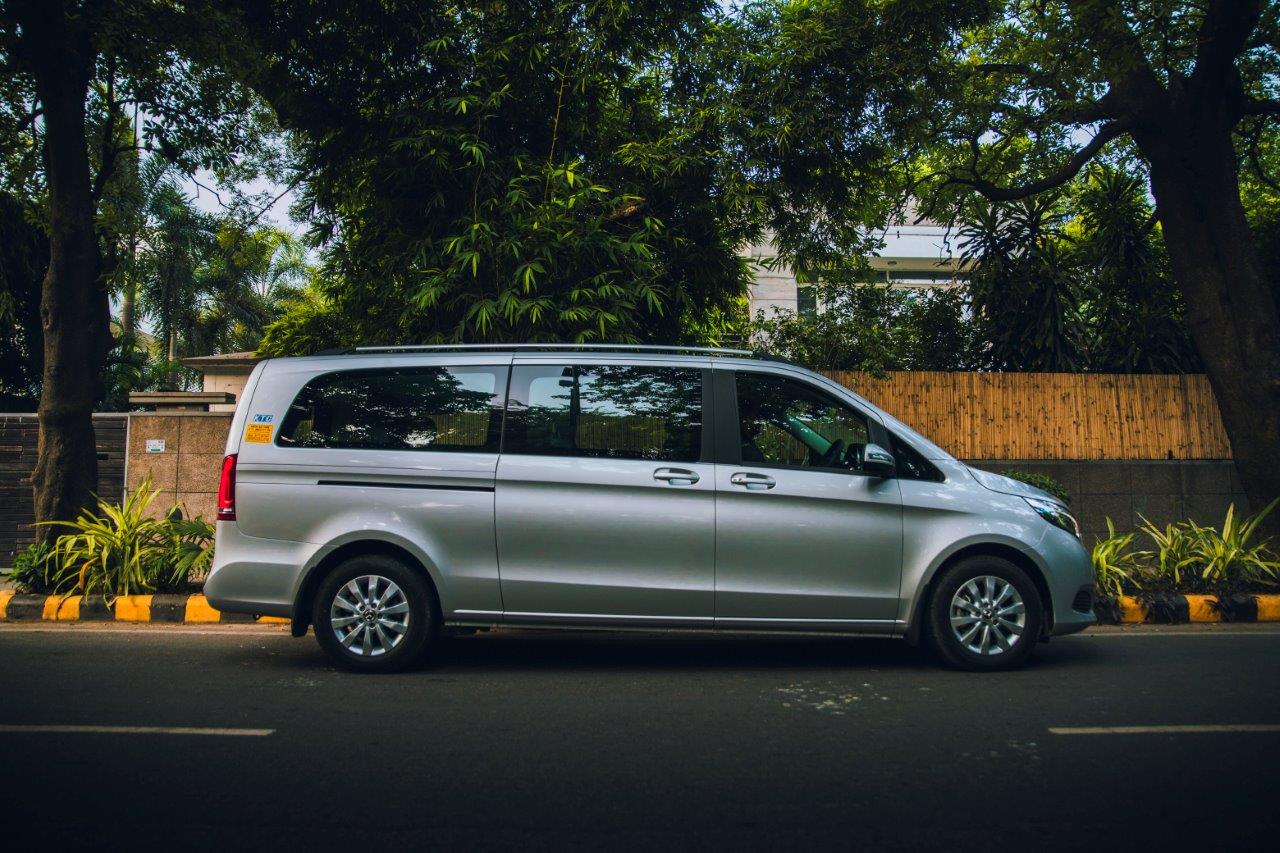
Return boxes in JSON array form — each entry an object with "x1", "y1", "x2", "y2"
[{"x1": 1038, "y1": 525, "x2": 1097, "y2": 636}]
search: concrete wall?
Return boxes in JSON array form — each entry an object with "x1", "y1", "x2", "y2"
[
  {"x1": 125, "y1": 413, "x2": 233, "y2": 521},
  {"x1": 967, "y1": 459, "x2": 1248, "y2": 545}
]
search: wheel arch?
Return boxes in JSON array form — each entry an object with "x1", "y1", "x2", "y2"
[
  {"x1": 904, "y1": 540, "x2": 1053, "y2": 646},
  {"x1": 291, "y1": 537, "x2": 443, "y2": 638}
]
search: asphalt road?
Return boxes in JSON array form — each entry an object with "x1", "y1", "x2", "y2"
[{"x1": 2, "y1": 624, "x2": 1279, "y2": 851}]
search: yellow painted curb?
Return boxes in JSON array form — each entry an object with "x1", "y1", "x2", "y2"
[
  {"x1": 184, "y1": 594, "x2": 221, "y2": 623},
  {"x1": 43, "y1": 595, "x2": 81, "y2": 621},
  {"x1": 114, "y1": 595, "x2": 152, "y2": 622},
  {"x1": 258, "y1": 616, "x2": 290, "y2": 624},
  {"x1": 1184, "y1": 594, "x2": 1219, "y2": 622},
  {"x1": 1257, "y1": 595, "x2": 1280, "y2": 622},
  {"x1": 0, "y1": 589, "x2": 13, "y2": 618},
  {"x1": 1119, "y1": 595, "x2": 1146, "y2": 624}
]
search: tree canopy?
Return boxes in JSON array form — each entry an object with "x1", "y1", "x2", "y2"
[{"x1": 240, "y1": 0, "x2": 751, "y2": 353}]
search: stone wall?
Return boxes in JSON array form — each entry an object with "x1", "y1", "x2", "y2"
[
  {"x1": 125, "y1": 413, "x2": 233, "y2": 521},
  {"x1": 967, "y1": 459, "x2": 1248, "y2": 544}
]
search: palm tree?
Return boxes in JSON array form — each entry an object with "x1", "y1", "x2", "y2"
[
  {"x1": 959, "y1": 198, "x2": 1089, "y2": 372},
  {"x1": 190, "y1": 224, "x2": 310, "y2": 355},
  {"x1": 136, "y1": 179, "x2": 217, "y2": 385}
]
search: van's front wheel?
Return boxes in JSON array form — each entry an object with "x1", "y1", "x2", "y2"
[
  {"x1": 926, "y1": 556, "x2": 1043, "y2": 670},
  {"x1": 312, "y1": 555, "x2": 435, "y2": 672}
]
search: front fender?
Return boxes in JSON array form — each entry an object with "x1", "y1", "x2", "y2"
[{"x1": 900, "y1": 530, "x2": 1050, "y2": 642}]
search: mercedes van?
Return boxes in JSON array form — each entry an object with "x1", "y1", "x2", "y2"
[{"x1": 204, "y1": 344, "x2": 1094, "y2": 671}]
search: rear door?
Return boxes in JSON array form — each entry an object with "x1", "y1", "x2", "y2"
[
  {"x1": 713, "y1": 369, "x2": 903, "y2": 630},
  {"x1": 495, "y1": 358, "x2": 716, "y2": 625},
  {"x1": 233, "y1": 358, "x2": 509, "y2": 617}
]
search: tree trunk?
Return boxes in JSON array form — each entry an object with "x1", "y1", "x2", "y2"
[
  {"x1": 120, "y1": 280, "x2": 136, "y2": 339},
  {"x1": 166, "y1": 324, "x2": 179, "y2": 389},
  {"x1": 26, "y1": 7, "x2": 111, "y2": 542},
  {"x1": 1139, "y1": 122, "x2": 1280, "y2": 537}
]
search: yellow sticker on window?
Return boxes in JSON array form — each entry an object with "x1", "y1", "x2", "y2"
[{"x1": 244, "y1": 423, "x2": 273, "y2": 443}]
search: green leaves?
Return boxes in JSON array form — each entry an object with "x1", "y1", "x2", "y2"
[
  {"x1": 37, "y1": 479, "x2": 215, "y2": 600},
  {"x1": 1092, "y1": 501, "x2": 1280, "y2": 599},
  {"x1": 1092, "y1": 519, "x2": 1143, "y2": 601},
  {"x1": 747, "y1": 279, "x2": 981, "y2": 374},
  {"x1": 956, "y1": 169, "x2": 1199, "y2": 374},
  {"x1": 251, "y1": 0, "x2": 749, "y2": 353}
]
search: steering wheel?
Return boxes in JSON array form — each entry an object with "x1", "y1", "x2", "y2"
[{"x1": 815, "y1": 438, "x2": 846, "y2": 468}]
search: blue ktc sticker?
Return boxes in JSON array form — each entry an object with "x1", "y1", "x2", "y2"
[{"x1": 252, "y1": 413, "x2": 274, "y2": 424}]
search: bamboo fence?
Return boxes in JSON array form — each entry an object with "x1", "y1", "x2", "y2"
[{"x1": 821, "y1": 371, "x2": 1232, "y2": 460}]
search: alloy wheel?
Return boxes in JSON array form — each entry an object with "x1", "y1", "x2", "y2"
[
  {"x1": 329, "y1": 574, "x2": 411, "y2": 657},
  {"x1": 949, "y1": 575, "x2": 1026, "y2": 656}
]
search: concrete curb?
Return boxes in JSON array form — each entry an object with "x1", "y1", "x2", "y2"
[
  {"x1": 0, "y1": 591, "x2": 287, "y2": 625},
  {"x1": 1113, "y1": 594, "x2": 1280, "y2": 624}
]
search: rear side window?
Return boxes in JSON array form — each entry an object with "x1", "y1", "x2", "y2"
[
  {"x1": 505, "y1": 365, "x2": 702, "y2": 462},
  {"x1": 276, "y1": 366, "x2": 507, "y2": 452}
]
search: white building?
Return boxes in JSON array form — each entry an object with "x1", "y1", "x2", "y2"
[{"x1": 743, "y1": 219, "x2": 970, "y2": 317}]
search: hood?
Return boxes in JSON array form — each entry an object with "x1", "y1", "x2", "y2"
[{"x1": 967, "y1": 467, "x2": 1060, "y2": 504}]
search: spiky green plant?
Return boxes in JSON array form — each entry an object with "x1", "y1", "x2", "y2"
[
  {"x1": 1091, "y1": 518, "x2": 1143, "y2": 600},
  {"x1": 38, "y1": 480, "x2": 215, "y2": 599},
  {"x1": 1135, "y1": 516, "x2": 1196, "y2": 591},
  {"x1": 1179, "y1": 500, "x2": 1280, "y2": 595},
  {"x1": 165, "y1": 517, "x2": 216, "y2": 585}
]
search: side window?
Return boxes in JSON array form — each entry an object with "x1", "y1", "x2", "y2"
[
  {"x1": 735, "y1": 372, "x2": 872, "y2": 473},
  {"x1": 505, "y1": 365, "x2": 702, "y2": 462},
  {"x1": 276, "y1": 366, "x2": 506, "y2": 452}
]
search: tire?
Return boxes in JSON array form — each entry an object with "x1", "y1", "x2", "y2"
[
  {"x1": 925, "y1": 556, "x2": 1044, "y2": 671},
  {"x1": 311, "y1": 554, "x2": 436, "y2": 672}
]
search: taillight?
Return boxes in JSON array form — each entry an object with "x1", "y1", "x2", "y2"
[{"x1": 217, "y1": 453, "x2": 238, "y2": 521}]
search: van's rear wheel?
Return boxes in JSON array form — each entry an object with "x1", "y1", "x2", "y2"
[
  {"x1": 926, "y1": 556, "x2": 1043, "y2": 670},
  {"x1": 312, "y1": 555, "x2": 435, "y2": 672}
]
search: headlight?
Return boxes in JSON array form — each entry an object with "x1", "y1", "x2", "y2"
[{"x1": 1024, "y1": 496, "x2": 1080, "y2": 538}]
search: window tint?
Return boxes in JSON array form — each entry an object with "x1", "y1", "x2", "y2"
[
  {"x1": 277, "y1": 366, "x2": 506, "y2": 452},
  {"x1": 505, "y1": 365, "x2": 702, "y2": 461},
  {"x1": 736, "y1": 372, "x2": 871, "y2": 472}
]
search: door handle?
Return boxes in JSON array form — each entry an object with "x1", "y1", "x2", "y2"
[
  {"x1": 654, "y1": 467, "x2": 699, "y2": 485},
  {"x1": 730, "y1": 472, "x2": 776, "y2": 490}
]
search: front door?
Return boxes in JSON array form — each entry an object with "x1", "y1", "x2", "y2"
[
  {"x1": 496, "y1": 361, "x2": 716, "y2": 625},
  {"x1": 714, "y1": 370, "x2": 903, "y2": 630}
]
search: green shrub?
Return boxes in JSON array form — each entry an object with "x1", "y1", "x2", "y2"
[
  {"x1": 1093, "y1": 500, "x2": 1280, "y2": 597},
  {"x1": 1134, "y1": 516, "x2": 1198, "y2": 592},
  {"x1": 1091, "y1": 519, "x2": 1143, "y2": 601},
  {"x1": 1000, "y1": 469, "x2": 1071, "y2": 504},
  {"x1": 1174, "y1": 500, "x2": 1280, "y2": 595},
  {"x1": 7, "y1": 541, "x2": 55, "y2": 593},
  {"x1": 38, "y1": 481, "x2": 214, "y2": 599}
]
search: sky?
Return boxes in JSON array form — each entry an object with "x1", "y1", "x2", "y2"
[{"x1": 184, "y1": 170, "x2": 306, "y2": 238}]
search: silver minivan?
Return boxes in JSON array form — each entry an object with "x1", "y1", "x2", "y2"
[{"x1": 205, "y1": 344, "x2": 1094, "y2": 671}]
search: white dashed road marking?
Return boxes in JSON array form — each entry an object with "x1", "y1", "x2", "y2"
[
  {"x1": 1049, "y1": 724, "x2": 1280, "y2": 736},
  {"x1": 0, "y1": 725, "x2": 274, "y2": 737}
]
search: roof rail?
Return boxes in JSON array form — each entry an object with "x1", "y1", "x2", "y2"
[{"x1": 347, "y1": 343, "x2": 759, "y2": 357}]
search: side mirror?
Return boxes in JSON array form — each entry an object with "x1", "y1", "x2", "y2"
[{"x1": 862, "y1": 442, "x2": 896, "y2": 478}]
